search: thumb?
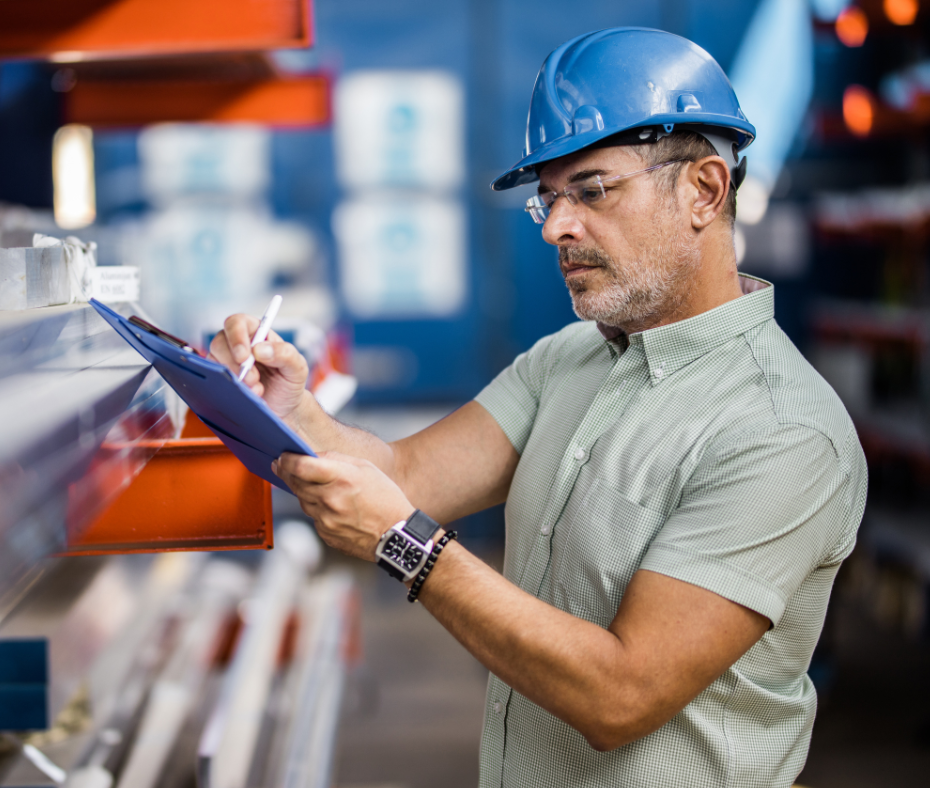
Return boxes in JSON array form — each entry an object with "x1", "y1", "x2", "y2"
[
  {"x1": 275, "y1": 451, "x2": 352, "y2": 485},
  {"x1": 316, "y1": 450, "x2": 372, "y2": 468}
]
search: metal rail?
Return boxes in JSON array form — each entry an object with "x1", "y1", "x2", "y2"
[{"x1": 0, "y1": 302, "x2": 177, "y2": 622}]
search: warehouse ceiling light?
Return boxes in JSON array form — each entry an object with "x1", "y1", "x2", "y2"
[
  {"x1": 884, "y1": 0, "x2": 919, "y2": 25},
  {"x1": 836, "y1": 6, "x2": 869, "y2": 46},
  {"x1": 53, "y1": 124, "x2": 96, "y2": 230},
  {"x1": 843, "y1": 85, "x2": 874, "y2": 137}
]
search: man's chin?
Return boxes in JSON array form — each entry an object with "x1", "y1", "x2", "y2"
[
  {"x1": 570, "y1": 288, "x2": 645, "y2": 325},
  {"x1": 571, "y1": 296, "x2": 615, "y2": 324}
]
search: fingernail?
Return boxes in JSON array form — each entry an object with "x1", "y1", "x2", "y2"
[
  {"x1": 233, "y1": 344, "x2": 249, "y2": 362},
  {"x1": 254, "y1": 344, "x2": 273, "y2": 362}
]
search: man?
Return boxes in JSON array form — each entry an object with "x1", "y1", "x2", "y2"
[{"x1": 211, "y1": 28, "x2": 866, "y2": 788}]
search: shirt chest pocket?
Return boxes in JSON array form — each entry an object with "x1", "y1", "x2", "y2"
[{"x1": 551, "y1": 473, "x2": 666, "y2": 628}]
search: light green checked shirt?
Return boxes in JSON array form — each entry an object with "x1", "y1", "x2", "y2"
[{"x1": 474, "y1": 275, "x2": 867, "y2": 788}]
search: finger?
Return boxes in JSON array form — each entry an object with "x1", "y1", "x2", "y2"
[
  {"x1": 251, "y1": 339, "x2": 309, "y2": 386},
  {"x1": 207, "y1": 331, "x2": 233, "y2": 365},
  {"x1": 272, "y1": 460, "x2": 327, "y2": 507},
  {"x1": 223, "y1": 313, "x2": 260, "y2": 365},
  {"x1": 294, "y1": 492, "x2": 322, "y2": 516},
  {"x1": 275, "y1": 452, "x2": 352, "y2": 486},
  {"x1": 244, "y1": 363, "x2": 262, "y2": 388},
  {"x1": 316, "y1": 450, "x2": 372, "y2": 468},
  {"x1": 272, "y1": 458, "x2": 300, "y2": 495},
  {"x1": 299, "y1": 498, "x2": 322, "y2": 522},
  {"x1": 211, "y1": 333, "x2": 263, "y2": 393}
]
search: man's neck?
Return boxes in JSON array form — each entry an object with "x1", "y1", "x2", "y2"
[
  {"x1": 662, "y1": 263, "x2": 743, "y2": 328},
  {"x1": 613, "y1": 239, "x2": 743, "y2": 336}
]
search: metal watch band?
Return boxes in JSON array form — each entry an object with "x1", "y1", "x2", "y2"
[{"x1": 401, "y1": 509, "x2": 441, "y2": 544}]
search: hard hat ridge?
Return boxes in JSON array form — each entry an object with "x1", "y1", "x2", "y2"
[{"x1": 492, "y1": 27, "x2": 756, "y2": 192}]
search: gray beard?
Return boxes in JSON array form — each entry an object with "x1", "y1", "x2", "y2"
[{"x1": 559, "y1": 224, "x2": 700, "y2": 330}]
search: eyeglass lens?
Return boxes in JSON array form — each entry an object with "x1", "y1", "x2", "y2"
[
  {"x1": 525, "y1": 180, "x2": 607, "y2": 224},
  {"x1": 523, "y1": 159, "x2": 684, "y2": 225}
]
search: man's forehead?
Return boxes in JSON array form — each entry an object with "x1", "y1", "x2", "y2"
[{"x1": 537, "y1": 145, "x2": 644, "y2": 190}]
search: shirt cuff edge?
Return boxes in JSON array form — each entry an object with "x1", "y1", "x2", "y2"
[{"x1": 640, "y1": 543, "x2": 788, "y2": 626}]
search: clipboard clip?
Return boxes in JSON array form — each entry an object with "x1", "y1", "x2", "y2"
[{"x1": 128, "y1": 315, "x2": 203, "y2": 356}]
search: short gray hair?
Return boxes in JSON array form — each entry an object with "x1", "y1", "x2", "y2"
[{"x1": 631, "y1": 131, "x2": 737, "y2": 226}]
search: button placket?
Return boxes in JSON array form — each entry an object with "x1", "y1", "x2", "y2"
[
  {"x1": 561, "y1": 359, "x2": 636, "y2": 479},
  {"x1": 518, "y1": 348, "x2": 646, "y2": 595}
]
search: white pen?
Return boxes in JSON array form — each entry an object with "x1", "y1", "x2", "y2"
[{"x1": 237, "y1": 294, "x2": 283, "y2": 382}]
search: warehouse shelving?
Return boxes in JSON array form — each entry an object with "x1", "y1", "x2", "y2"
[
  {"x1": 0, "y1": 0, "x2": 312, "y2": 60},
  {"x1": 0, "y1": 0, "x2": 330, "y2": 127},
  {"x1": 63, "y1": 67, "x2": 331, "y2": 127},
  {"x1": 0, "y1": 1, "x2": 345, "y2": 783}
]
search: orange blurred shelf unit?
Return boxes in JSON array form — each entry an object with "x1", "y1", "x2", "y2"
[
  {"x1": 63, "y1": 62, "x2": 331, "y2": 127},
  {"x1": 0, "y1": 0, "x2": 330, "y2": 127},
  {"x1": 62, "y1": 412, "x2": 273, "y2": 556},
  {"x1": 0, "y1": 0, "x2": 312, "y2": 60}
]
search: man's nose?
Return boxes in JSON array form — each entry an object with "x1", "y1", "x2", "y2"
[{"x1": 541, "y1": 195, "x2": 585, "y2": 246}]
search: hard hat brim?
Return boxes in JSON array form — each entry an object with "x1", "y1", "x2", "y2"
[{"x1": 490, "y1": 115, "x2": 756, "y2": 192}]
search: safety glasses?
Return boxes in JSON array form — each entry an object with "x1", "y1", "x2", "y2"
[{"x1": 524, "y1": 159, "x2": 687, "y2": 224}]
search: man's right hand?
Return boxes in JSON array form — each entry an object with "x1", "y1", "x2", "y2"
[{"x1": 208, "y1": 313, "x2": 310, "y2": 425}]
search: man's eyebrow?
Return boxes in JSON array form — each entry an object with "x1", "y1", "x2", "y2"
[{"x1": 537, "y1": 168, "x2": 609, "y2": 193}]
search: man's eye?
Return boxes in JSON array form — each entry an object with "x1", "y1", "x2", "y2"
[{"x1": 581, "y1": 187, "x2": 604, "y2": 203}]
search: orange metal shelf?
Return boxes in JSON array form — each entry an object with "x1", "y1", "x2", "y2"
[
  {"x1": 62, "y1": 414, "x2": 273, "y2": 555},
  {"x1": 64, "y1": 71, "x2": 331, "y2": 127},
  {"x1": 0, "y1": 0, "x2": 311, "y2": 60}
]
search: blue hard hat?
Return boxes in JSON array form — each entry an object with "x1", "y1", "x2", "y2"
[{"x1": 491, "y1": 27, "x2": 756, "y2": 191}]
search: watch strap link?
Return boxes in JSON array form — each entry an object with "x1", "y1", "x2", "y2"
[{"x1": 402, "y1": 509, "x2": 441, "y2": 543}]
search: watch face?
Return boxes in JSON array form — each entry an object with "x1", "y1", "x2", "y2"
[
  {"x1": 383, "y1": 533, "x2": 407, "y2": 561},
  {"x1": 400, "y1": 545, "x2": 424, "y2": 572},
  {"x1": 381, "y1": 532, "x2": 426, "y2": 575}
]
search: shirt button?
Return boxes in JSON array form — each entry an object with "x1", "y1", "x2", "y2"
[
  {"x1": 540, "y1": 524, "x2": 551, "y2": 536},
  {"x1": 493, "y1": 701, "x2": 503, "y2": 714},
  {"x1": 574, "y1": 447, "x2": 586, "y2": 462},
  {"x1": 653, "y1": 367, "x2": 664, "y2": 378}
]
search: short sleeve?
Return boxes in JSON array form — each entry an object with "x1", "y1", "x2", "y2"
[
  {"x1": 639, "y1": 424, "x2": 859, "y2": 626},
  {"x1": 474, "y1": 332, "x2": 560, "y2": 455}
]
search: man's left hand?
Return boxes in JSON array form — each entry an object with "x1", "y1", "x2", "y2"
[{"x1": 273, "y1": 451, "x2": 416, "y2": 561}]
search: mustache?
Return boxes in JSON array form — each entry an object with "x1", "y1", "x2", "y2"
[{"x1": 559, "y1": 246, "x2": 613, "y2": 271}]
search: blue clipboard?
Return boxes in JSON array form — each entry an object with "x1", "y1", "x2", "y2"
[{"x1": 90, "y1": 299, "x2": 315, "y2": 494}]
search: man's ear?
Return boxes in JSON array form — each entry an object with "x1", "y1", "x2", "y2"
[{"x1": 688, "y1": 157, "x2": 730, "y2": 230}]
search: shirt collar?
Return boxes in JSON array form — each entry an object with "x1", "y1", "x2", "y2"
[{"x1": 598, "y1": 274, "x2": 774, "y2": 381}]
